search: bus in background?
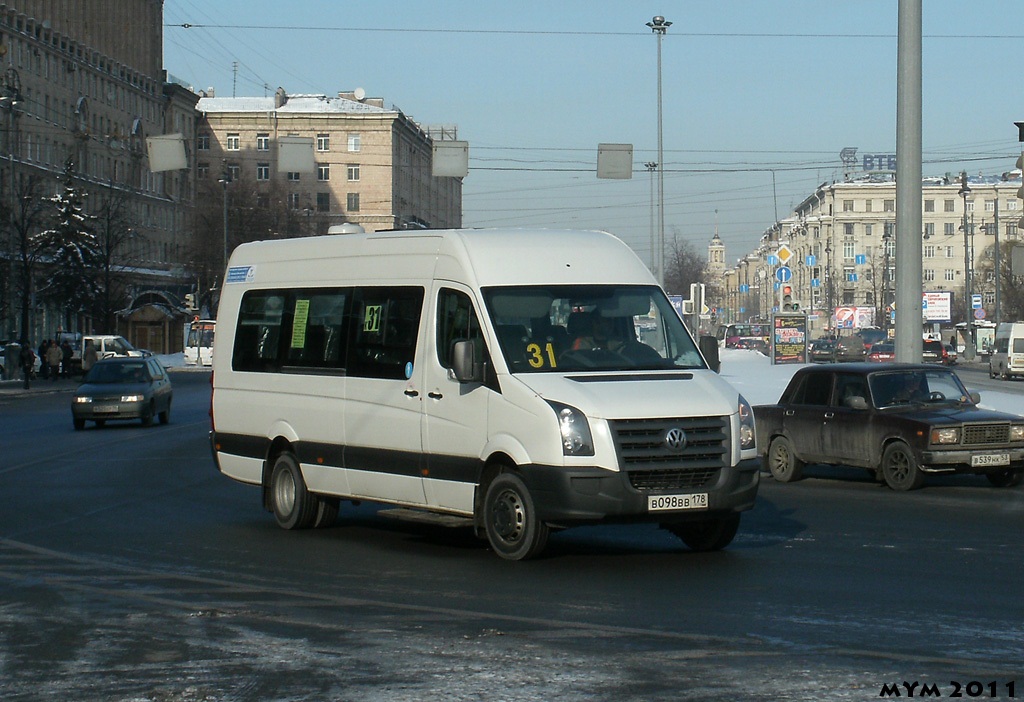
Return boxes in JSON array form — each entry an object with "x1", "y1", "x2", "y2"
[
  {"x1": 717, "y1": 322, "x2": 769, "y2": 349},
  {"x1": 184, "y1": 318, "x2": 216, "y2": 366}
]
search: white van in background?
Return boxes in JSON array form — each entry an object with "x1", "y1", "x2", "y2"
[
  {"x1": 210, "y1": 228, "x2": 759, "y2": 560},
  {"x1": 989, "y1": 322, "x2": 1024, "y2": 379}
]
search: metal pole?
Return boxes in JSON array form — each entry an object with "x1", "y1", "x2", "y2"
[
  {"x1": 895, "y1": 0, "x2": 922, "y2": 363},
  {"x1": 994, "y1": 195, "x2": 1000, "y2": 325},
  {"x1": 959, "y1": 172, "x2": 974, "y2": 359},
  {"x1": 645, "y1": 161, "x2": 657, "y2": 272},
  {"x1": 648, "y1": 16, "x2": 671, "y2": 288}
]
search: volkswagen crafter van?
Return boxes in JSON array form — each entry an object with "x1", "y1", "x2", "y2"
[{"x1": 210, "y1": 228, "x2": 758, "y2": 560}]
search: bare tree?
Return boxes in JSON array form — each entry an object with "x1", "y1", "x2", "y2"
[
  {"x1": 2, "y1": 174, "x2": 49, "y2": 341},
  {"x1": 663, "y1": 232, "x2": 716, "y2": 300},
  {"x1": 90, "y1": 184, "x2": 139, "y2": 332}
]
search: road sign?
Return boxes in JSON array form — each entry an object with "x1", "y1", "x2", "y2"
[
  {"x1": 811, "y1": 278, "x2": 820, "y2": 288},
  {"x1": 777, "y1": 245, "x2": 793, "y2": 265},
  {"x1": 767, "y1": 255, "x2": 779, "y2": 266},
  {"x1": 975, "y1": 308, "x2": 986, "y2": 320},
  {"x1": 855, "y1": 254, "x2": 867, "y2": 265},
  {"x1": 972, "y1": 294, "x2": 983, "y2": 309},
  {"x1": 805, "y1": 255, "x2": 816, "y2": 266},
  {"x1": 775, "y1": 266, "x2": 792, "y2": 283}
]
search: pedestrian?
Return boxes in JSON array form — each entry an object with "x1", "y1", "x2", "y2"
[
  {"x1": 82, "y1": 339, "x2": 98, "y2": 374},
  {"x1": 45, "y1": 339, "x2": 63, "y2": 381},
  {"x1": 37, "y1": 339, "x2": 49, "y2": 379},
  {"x1": 61, "y1": 339, "x2": 73, "y2": 377},
  {"x1": 19, "y1": 340, "x2": 33, "y2": 390}
]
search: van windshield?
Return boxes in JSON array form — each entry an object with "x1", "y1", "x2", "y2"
[{"x1": 482, "y1": 285, "x2": 706, "y2": 373}]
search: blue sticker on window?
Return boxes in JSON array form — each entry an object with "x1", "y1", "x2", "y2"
[{"x1": 405, "y1": 362, "x2": 413, "y2": 379}]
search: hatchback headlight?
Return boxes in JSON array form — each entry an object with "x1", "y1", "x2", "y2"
[
  {"x1": 121, "y1": 394, "x2": 144, "y2": 403},
  {"x1": 930, "y1": 427, "x2": 961, "y2": 445},
  {"x1": 1010, "y1": 424, "x2": 1024, "y2": 442},
  {"x1": 74, "y1": 396, "x2": 93, "y2": 404},
  {"x1": 738, "y1": 394, "x2": 756, "y2": 451},
  {"x1": 547, "y1": 401, "x2": 594, "y2": 456}
]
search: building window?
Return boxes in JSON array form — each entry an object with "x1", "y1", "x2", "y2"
[
  {"x1": 985, "y1": 291, "x2": 995, "y2": 304},
  {"x1": 883, "y1": 199, "x2": 895, "y2": 212},
  {"x1": 967, "y1": 201, "x2": 975, "y2": 213},
  {"x1": 288, "y1": 193, "x2": 301, "y2": 209},
  {"x1": 944, "y1": 199, "x2": 955, "y2": 212},
  {"x1": 317, "y1": 164, "x2": 330, "y2": 181},
  {"x1": 347, "y1": 133, "x2": 361, "y2": 152},
  {"x1": 1008, "y1": 200, "x2": 1019, "y2": 211},
  {"x1": 843, "y1": 266, "x2": 856, "y2": 282},
  {"x1": 197, "y1": 133, "x2": 210, "y2": 150},
  {"x1": 257, "y1": 193, "x2": 270, "y2": 208},
  {"x1": 843, "y1": 199, "x2": 854, "y2": 212},
  {"x1": 226, "y1": 133, "x2": 240, "y2": 151},
  {"x1": 864, "y1": 200, "x2": 873, "y2": 213},
  {"x1": 1009, "y1": 222, "x2": 1019, "y2": 238},
  {"x1": 227, "y1": 164, "x2": 240, "y2": 181},
  {"x1": 924, "y1": 199, "x2": 935, "y2": 212},
  {"x1": 843, "y1": 240, "x2": 855, "y2": 259},
  {"x1": 844, "y1": 223, "x2": 855, "y2": 237},
  {"x1": 317, "y1": 133, "x2": 330, "y2": 152},
  {"x1": 347, "y1": 192, "x2": 360, "y2": 211},
  {"x1": 924, "y1": 223, "x2": 935, "y2": 239},
  {"x1": 946, "y1": 246, "x2": 954, "y2": 258},
  {"x1": 256, "y1": 163, "x2": 270, "y2": 181},
  {"x1": 944, "y1": 223, "x2": 955, "y2": 236},
  {"x1": 864, "y1": 224, "x2": 873, "y2": 237},
  {"x1": 944, "y1": 269, "x2": 955, "y2": 282},
  {"x1": 197, "y1": 161, "x2": 209, "y2": 178},
  {"x1": 287, "y1": 172, "x2": 300, "y2": 181},
  {"x1": 924, "y1": 269, "x2": 935, "y2": 281},
  {"x1": 257, "y1": 133, "x2": 270, "y2": 151},
  {"x1": 317, "y1": 192, "x2": 330, "y2": 212},
  {"x1": 985, "y1": 199, "x2": 996, "y2": 212},
  {"x1": 347, "y1": 163, "x2": 360, "y2": 181}
]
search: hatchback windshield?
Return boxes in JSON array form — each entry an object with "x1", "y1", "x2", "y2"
[{"x1": 482, "y1": 285, "x2": 705, "y2": 372}]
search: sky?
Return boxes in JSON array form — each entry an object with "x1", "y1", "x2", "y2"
[{"x1": 161, "y1": 1, "x2": 1024, "y2": 270}]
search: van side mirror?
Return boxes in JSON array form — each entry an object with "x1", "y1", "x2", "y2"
[
  {"x1": 451, "y1": 340, "x2": 484, "y2": 383},
  {"x1": 698, "y1": 335, "x2": 721, "y2": 373}
]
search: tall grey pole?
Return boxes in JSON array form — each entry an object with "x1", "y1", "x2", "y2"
[
  {"x1": 994, "y1": 196, "x2": 1000, "y2": 325},
  {"x1": 895, "y1": 0, "x2": 922, "y2": 363},
  {"x1": 648, "y1": 16, "x2": 670, "y2": 288}
]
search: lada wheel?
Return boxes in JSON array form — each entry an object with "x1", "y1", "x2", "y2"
[
  {"x1": 270, "y1": 452, "x2": 318, "y2": 529},
  {"x1": 986, "y1": 469, "x2": 1023, "y2": 488},
  {"x1": 881, "y1": 442, "x2": 924, "y2": 491},
  {"x1": 767, "y1": 436, "x2": 804, "y2": 482},
  {"x1": 483, "y1": 473, "x2": 549, "y2": 561},
  {"x1": 664, "y1": 513, "x2": 741, "y2": 552}
]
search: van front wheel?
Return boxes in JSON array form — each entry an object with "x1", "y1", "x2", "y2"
[
  {"x1": 483, "y1": 473, "x2": 549, "y2": 561},
  {"x1": 664, "y1": 513, "x2": 741, "y2": 552},
  {"x1": 270, "y1": 453, "x2": 318, "y2": 529}
]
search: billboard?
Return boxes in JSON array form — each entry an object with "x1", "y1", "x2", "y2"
[
  {"x1": 922, "y1": 291, "x2": 953, "y2": 322},
  {"x1": 771, "y1": 313, "x2": 808, "y2": 365},
  {"x1": 833, "y1": 306, "x2": 876, "y2": 330}
]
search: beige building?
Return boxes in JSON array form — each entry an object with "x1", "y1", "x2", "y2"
[
  {"x1": 195, "y1": 89, "x2": 462, "y2": 235},
  {"x1": 718, "y1": 172, "x2": 1023, "y2": 334},
  {"x1": 0, "y1": 0, "x2": 199, "y2": 352}
]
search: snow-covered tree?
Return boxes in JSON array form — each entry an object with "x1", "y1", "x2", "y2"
[{"x1": 32, "y1": 159, "x2": 101, "y2": 328}]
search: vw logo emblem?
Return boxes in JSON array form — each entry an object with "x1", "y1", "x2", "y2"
[{"x1": 664, "y1": 427, "x2": 687, "y2": 451}]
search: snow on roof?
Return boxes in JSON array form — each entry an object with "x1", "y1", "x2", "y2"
[{"x1": 196, "y1": 94, "x2": 394, "y2": 115}]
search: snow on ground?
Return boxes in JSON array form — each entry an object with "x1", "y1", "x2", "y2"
[{"x1": 718, "y1": 347, "x2": 1024, "y2": 416}]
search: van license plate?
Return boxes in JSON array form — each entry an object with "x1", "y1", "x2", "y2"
[
  {"x1": 648, "y1": 493, "x2": 708, "y2": 512},
  {"x1": 971, "y1": 453, "x2": 1010, "y2": 467}
]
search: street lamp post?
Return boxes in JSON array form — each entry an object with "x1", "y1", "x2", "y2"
[
  {"x1": 882, "y1": 227, "x2": 893, "y2": 334},
  {"x1": 218, "y1": 160, "x2": 232, "y2": 280},
  {"x1": 958, "y1": 171, "x2": 975, "y2": 359},
  {"x1": 644, "y1": 161, "x2": 657, "y2": 272},
  {"x1": 647, "y1": 15, "x2": 671, "y2": 287}
]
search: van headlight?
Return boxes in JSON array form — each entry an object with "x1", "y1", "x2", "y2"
[
  {"x1": 547, "y1": 401, "x2": 595, "y2": 456},
  {"x1": 738, "y1": 394, "x2": 755, "y2": 451}
]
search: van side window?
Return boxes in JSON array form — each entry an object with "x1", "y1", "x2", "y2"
[
  {"x1": 436, "y1": 288, "x2": 484, "y2": 370},
  {"x1": 284, "y1": 290, "x2": 348, "y2": 370},
  {"x1": 347, "y1": 287, "x2": 424, "y2": 379},
  {"x1": 233, "y1": 291, "x2": 288, "y2": 372}
]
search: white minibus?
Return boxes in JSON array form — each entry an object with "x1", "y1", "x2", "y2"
[{"x1": 210, "y1": 228, "x2": 758, "y2": 560}]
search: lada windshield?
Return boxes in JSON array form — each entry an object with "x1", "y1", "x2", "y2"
[{"x1": 482, "y1": 285, "x2": 706, "y2": 373}]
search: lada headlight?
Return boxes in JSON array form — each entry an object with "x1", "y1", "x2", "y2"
[
  {"x1": 1010, "y1": 424, "x2": 1024, "y2": 442},
  {"x1": 73, "y1": 396, "x2": 93, "y2": 404},
  {"x1": 121, "y1": 394, "x2": 144, "y2": 403},
  {"x1": 930, "y1": 427, "x2": 961, "y2": 445},
  {"x1": 547, "y1": 401, "x2": 595, "y2": 456},
  {"x1": 739, "y1": 394, "x2": 755, "y2": 451}
]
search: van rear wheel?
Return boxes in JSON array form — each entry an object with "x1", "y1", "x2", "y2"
[
  {"x1": 270, "y1": 452, "x2": 318, "y2": 529},
  {"x1": 483, "y1": 473, "x2": 549, "y2": 561}
]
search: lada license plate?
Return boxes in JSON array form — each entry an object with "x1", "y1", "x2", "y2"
[
  {"x1": 648, "y1": 493, "x2": 708, "y2": 512},
  {"x1": 971, "y1": 453, "x2": 1010, "y2": 467},
  {"x1": 93, "y1": 405, "x2": 118, "y2": 414}
]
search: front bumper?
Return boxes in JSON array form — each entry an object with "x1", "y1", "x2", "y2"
[
  {"x1": 518, "y1": 458, "x2": 760, "y2": 524},
  {"x1": 920, "y1": 447, "x2": 1024, "y2": 473}
]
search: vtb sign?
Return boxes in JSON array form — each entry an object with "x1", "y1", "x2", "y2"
[{"x1": 863, "y1": 154, "x2": 896, "y2": 171}]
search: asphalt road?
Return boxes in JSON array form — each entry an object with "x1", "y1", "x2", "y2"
[{"x1": 1, "y1": 370, "x2": 1022, "y2": 701}]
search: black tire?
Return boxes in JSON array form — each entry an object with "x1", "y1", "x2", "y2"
[
  {"x1": 664, "y1": 513, "x2": 741, "y2": 552},
  {"x1": 483, "y1": 473, "x2": 549, "y2": 561},
  {"x1": 312, "y1": 497, "x2": 340, "y2": 528},
  {"x1": 158, "y1": 401, "x2": 171, "y2": 425},
  {"x1": 989, "y1": 363, "x2": 995, "y2": 379},
  {"x1": 73, "y1": 417, "x2": 85, "y2": 431},
  {"x1": 766, "y1": 436, "x2": 804, "y2": 482},
  {"x1": 141, "y1": 402, "x2": 154, "y2": 426},
  {"x1": 986, "y1": 469, "x2": 1023, "y2": 488},
  {"x1": 881, "y1": 441, "x2": 924, "y2": 491},
  {"x1": 270, "y1": 452, "x2": 318, "y2": 529},
  {"x1": 95, "y1": 419, "x2": 106, "y2": 428}
]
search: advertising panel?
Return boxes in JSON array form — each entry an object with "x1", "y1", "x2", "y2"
[
  {"x1": 922, "y1": 291, "x2": 953, "y2": 322},
  {"x1": 772, "y1": 313, "x2": 808, "y2": 365},
  {"x1": 832, "y1": 306, "x2": 876, "y2": 330}
]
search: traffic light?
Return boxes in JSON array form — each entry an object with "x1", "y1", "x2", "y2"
[
  {"x1": 782, "y1": 285, "x2": 795, "y2": 312},
  {"x1": 185, "y1": 293, "x2": 196, "y2": 311}
]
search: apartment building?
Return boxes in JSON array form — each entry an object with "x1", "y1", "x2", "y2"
[
  {"x1": 718, "y1": 172, "x2": 1023, "y2": 332},
  {"x1": 195, "y1": 88, "x2": 462, "y2": 235}
]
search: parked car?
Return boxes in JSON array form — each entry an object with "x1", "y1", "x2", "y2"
[
  {"x1": 944, "y1": 343, "x2": 958, "y2": 365},
  {"x1": 835, "y1": 334, "x2": 868, "y2": 362},
  {"x1": 922, "y1": 339, "x2": 949, "y2": 365},
  {"x1": 754, "y1": 363, "x2": 1024, "y2": 491},
  {"x1": 866, "y1": 342, "x2": 896, "y2": 363},
  {"x1": 71, "y1": 357, "x2": 172, "y2": 430},
  {"x1": 809, "y1": 338, "x2": 837, "y2": 363}
]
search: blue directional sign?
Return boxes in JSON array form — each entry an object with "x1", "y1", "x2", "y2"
[
  {"x1": 739, "y1": 284, "x2": 749, "y2": 293},
  {"x1": 811, "y1": 278, "x2": 820, "y2": 288},
  {"x1": 855, "y1": 254, "x2": 867, "y2": 265},
  {"x1": 775, "y1": 266, "x2": 792, "y2": 283},
  {"x1": 767, "y1": 255, "x2": 779, "y2": 265},
  {"x1": 806, "y1": 255, "x2": 817, "y2": 266}
]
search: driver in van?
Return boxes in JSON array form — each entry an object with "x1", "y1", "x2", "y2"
[{"x1": 571, "y1": 313, "x2": 661, "y2": 364}]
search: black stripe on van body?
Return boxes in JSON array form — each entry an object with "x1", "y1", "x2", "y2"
[{"x1": 212, "y1": 431, "x2": 482, "y2": 484}]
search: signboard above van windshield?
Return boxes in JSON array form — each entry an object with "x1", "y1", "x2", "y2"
[
  {"x1": 226, "y1": 266, "x2": 256, "y2": 284},
  {"x1": 922, "y1": 291, "x2": 952, "y2": 322}
]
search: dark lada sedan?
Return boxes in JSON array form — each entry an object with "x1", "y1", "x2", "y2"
[
  {"x1": 71, "y1": 357, "x2": 173, "y2": 430},
  {"x1": 754, "y1": 363, "x2": 1024, "y2": 490}
]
